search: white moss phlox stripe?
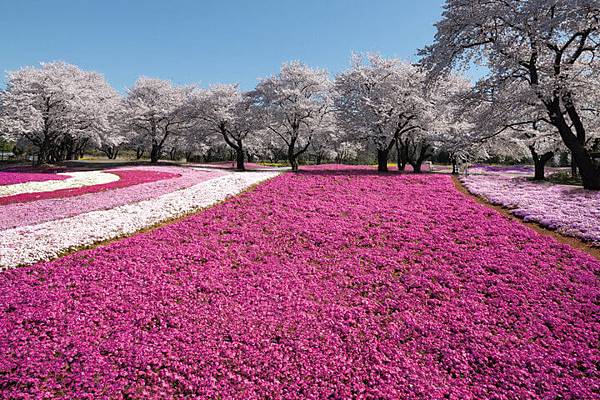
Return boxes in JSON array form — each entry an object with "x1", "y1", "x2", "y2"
[
  {"x1": 0, "y1": 171, "x2": 120, "y2": 197},
  {"x1": 0, "y1": 171, "x2": 279, "y2": 269}
]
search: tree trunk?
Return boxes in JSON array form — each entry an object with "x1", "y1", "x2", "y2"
[
  {"x1": 150, "y1": 144, "x2": 160, "y2": 164},
  {"x1": 220, "y1": 127, "x2": 245, "y2": 170},
  {"x1": 395, "y1": 138, "x2": 403, "y2": 171},
  {"x1": 287, "y1": 135, "x2": 311, "y2": 172},
  {"x1": 529, "y1": 146, "x2": 554, "y2": 181},
  {"x1": 571, "y1": 146, "x2": 600, "y2": 189},
  {"x1": 377, "y1": 149, "x2": 389, "y2": 172},
  {"x1": 289, "y1": 155, "x2": 299, "y2": 172},
  {"x1": 547, "y1": 101, "x2": 600, "y2": 189},
  {"x1": 570, "y1": 154, "x2": 578, "y2": 178},
  {"x1": 397, "y1": 138, "x2": 409, "y2": 171},
  {"x1": 409, "y1": 141, "x2": 432, "y2": 174},
  {"x1": 410, "y1": 156, "x2": 426, "y2": 173},
  {"x1": 289, "y1": 146, "x2": 299, "y2": 172},
  {"x1": 288, "y1": 138, "x2": 299, "y2": 172},
  {"x1": 102, "y1": 145, "x2": 116, "y2": 160},
  {"x1": 235, "y1": 147, "x2": 245, "y2": 170},
  {"x1": 36, "y1": 150, "x2": 46, "y2": 166},
  {"x1": 451, "y1": 157, "x2": 458, "y2": 175},
  {"x1": 37, "y1": 144, "x2": 49, "y2": 166},
  {"x1": 534, "y1": 161, "x2": 547, "y2": 180}
]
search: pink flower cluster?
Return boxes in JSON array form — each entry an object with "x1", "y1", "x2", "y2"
[
  {"x1": 0, "y1": 167, "x2": 224, "y2": 229},
  {"x1": 0, "y1": 166, "x2": 597, "y2": 398},
  {"x1": 0, "y1": 169, "x2": 68, "y2": 185},
  {"x1": 462, "y1": 174, "x2": 600, "y2": 245},
  {"x1": 0, "y1": 169, "x2": 178, "y2": 205}
]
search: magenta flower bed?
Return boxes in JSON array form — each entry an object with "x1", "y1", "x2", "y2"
[
  {"x1": 0, "y1": 170, "x2": 68, "y2": 185},
  {"x1": 0, "y1": 169, "x2": 179, "y2": 205},
  {"x1": 0, "y1": 166, "x2": 598, "y2": 398},
  {"x1": 0, "y1": 167, "x2": 224, "y2": 230}
]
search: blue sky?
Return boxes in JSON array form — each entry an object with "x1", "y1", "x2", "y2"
[{"x1": 0, "y1": 0, "x2": 451, "y2": 91}]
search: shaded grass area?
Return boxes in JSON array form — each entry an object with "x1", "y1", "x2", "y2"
[{"x1": 546, "y1": 170, "x2": 583, "y2": 186}]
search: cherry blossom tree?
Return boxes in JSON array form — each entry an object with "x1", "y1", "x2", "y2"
[
  {"x1": 194, "y1": 84, "x2": 262, "y2": 170},
  {"x1": 123, "y1": 130, "x2": 150, "y2": 160},
  {"x1": 462, "y1": 81, "x2": 565, "y2": 179},
  {"x1": 420, "y1": 0, "x2": 600, "y2": 189},
  {"x1": 435, "y1": 127, "x2": 476, "y2": 174},
  {"x1": 307, "y1": 128, "x2": 340, "y2": 165},
  {"x1": 334, "y1": 54, "x2": 432, "y2": 172},
  {"x1": 122, "y1": 77, "x2": 195, "y2": 163},
  {"x1": 424, "y1": 73, "x2": 471, "y2": 170},
  {"x1": 396, "y1": 74, "x2": 471, "y2": 173},
  {"x1": 99, "y1": 129, "x2": 126, "y2": 160},
  {"x1": 0, "y1": 62, "x2": 119, "y2": 164},
  {"x1": 333, "y1": 141, "x2": 363, "y2": 164},
  {"x1": 250, "y1": 129, "x2": 288, "y2": 163},
  {"x1": 97, "y1": 100, "x2": 128, "y2": 160},
  {"x1": 526, "y1": 132, "x2": 562, "y2": 180},
  {"x1": 180, "y1": 129, "x2": 213, "y2": 162},
  {"x1": 178, "y1": 104, "x2": 219, "y2": 163},
  {"x1": 253, "y1": 61, "x2": 333, "y2": 171}
]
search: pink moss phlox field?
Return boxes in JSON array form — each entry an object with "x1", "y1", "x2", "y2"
[
  {"x1": 0, "y1": 166, "x2": 224, "y2": 229},
  {"x1": 462, "y1": 174, "x2": 600, "y2": 245},
  {"x1": 0, "y1": 166, "x2": 598, "y2": 398},
  {"x1": 0, "y1": 169, "x2": 179, "y2": 205},
  {"x1": 0, "y1": 170, "x2": 68, "y2": 185}
]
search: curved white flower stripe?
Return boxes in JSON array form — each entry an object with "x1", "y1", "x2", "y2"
[
  {"x1": 0, "y1": 171, "x2": 279, "y2": 269},
  {"x1": 0, "y1": 171, "x2": 120, "y2": 197},
  {"x1": 0, "y1": 166, "x2": 223, "y2": 230}
]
